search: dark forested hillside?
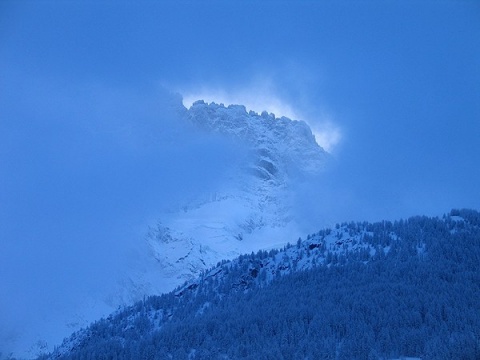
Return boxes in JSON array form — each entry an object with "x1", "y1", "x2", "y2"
[{"x1": 42, "y1": 209, "x2": 480, "y2": 360}]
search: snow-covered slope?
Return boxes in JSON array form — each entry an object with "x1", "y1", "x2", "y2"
[
  {"x1": 132, "y1": 100, "x2": 328, "y2": 296},
  {"x1": 44, "y1": 209, "x2": 480, "y2": 360},
  {"x1": 46, "y1": 218, "x2": 392, "y2": 359}
]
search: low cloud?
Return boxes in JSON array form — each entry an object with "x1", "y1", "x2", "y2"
[
  {"x1": 0, "y1": 75, "x2": 247, "y2": 355},
  {"x1": 310, "y1": 120, "x2": 342, "y2": 153}
]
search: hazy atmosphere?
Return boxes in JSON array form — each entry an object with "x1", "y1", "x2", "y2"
[{"x1": 1, "y1": 1, "x2": 479, "y2": 357}]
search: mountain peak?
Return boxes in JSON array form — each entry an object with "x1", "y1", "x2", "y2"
[
  {"x1": 186, "y1": 99, "x2": 328, "y2": 179},
  {"x1": 134, "y1": 100, "x2": 331, "y2": 298}
]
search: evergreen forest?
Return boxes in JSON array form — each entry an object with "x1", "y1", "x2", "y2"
[{"x1": 40, "y1": 209, "x2": 480, "y2": 360}]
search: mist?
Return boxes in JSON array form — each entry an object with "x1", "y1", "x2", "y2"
[
  {"x1": 291, "y1": 108, "x2": 480, "y2": 231},
  {"x1": 0, "y1": 78, "x2": 246, "y2": 355}
]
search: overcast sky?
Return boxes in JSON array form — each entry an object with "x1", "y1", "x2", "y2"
[{"x1": 1, "y1": 0, "x2": 480, "y2": 355}]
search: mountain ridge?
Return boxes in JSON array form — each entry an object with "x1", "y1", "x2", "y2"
[{"x1": 42, "y1": 209, "x2": 480, "y2": 360}]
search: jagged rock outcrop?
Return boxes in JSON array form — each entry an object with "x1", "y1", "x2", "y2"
[{"x1": 142, "y1": 100, "x2": 329, "y2": 290}]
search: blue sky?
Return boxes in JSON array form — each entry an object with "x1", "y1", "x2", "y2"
[{"x1": 1, "y1": 0, "x2": 480, "y2": 354}]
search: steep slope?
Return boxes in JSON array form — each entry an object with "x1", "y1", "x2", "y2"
[
  {"x1": 44, "y1": 209, "x2": 480, "y2": 360},
  {"x1": 131, "y1": 101, "x2": 329, "y2": 296}
]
